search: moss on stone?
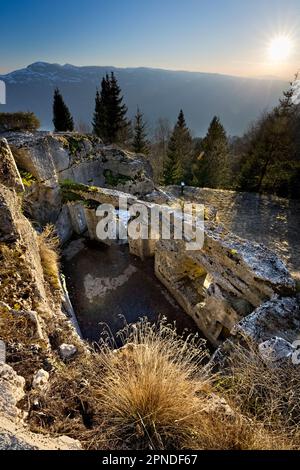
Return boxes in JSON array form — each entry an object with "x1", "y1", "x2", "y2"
[
  {"x1": 60, "y1": 179, "x2": 99, "y2": 193},
  {"x1": 104, "y1": 169, "x2": 133, "y2": 187},
  {"x1": 61, "y1": 190, "x2": 84, "y2": 204},
  {"x1": 19, "y1": 169, "x2": 36, "y2": 188}
]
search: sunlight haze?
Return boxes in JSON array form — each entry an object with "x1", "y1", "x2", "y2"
[{"x1": 0, "y1": 0, "x2": 299, "y2": 79}]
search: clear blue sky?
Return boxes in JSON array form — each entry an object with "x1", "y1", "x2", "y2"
[{"x1": 1, "y1": 0, "x2": 299, "y2": 78}]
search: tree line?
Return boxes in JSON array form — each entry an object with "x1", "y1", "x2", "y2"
[
  {"x1": 52, "y1": 73, "x2": 149, "y2": 154},
  {"x1": 52, "y1": 73, "x2": 300, "y2": 199}
]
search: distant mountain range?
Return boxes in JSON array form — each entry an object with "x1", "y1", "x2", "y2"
[{"x1": 0, "y1": 62, "x2": 288, "y2": 136}]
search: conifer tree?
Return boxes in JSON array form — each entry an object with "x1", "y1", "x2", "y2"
[
  {"x1": 92, "y1": 90, "x2": 102, "y2": 138},
  {"x1": 108, "y1": 72, "x2": 129, "y2": 143},
  {"x1": 238, "y1": 76, "x2": 300, "y2": 198},
  {"x1": 195, "y1": 116, "x2": 229, "y2": 188},
  {"x1": 132, "y1": 107, "x2": 149, "y2": 154},
  {"x1": 92, "y1": 77, "x2": 109, "y2": 139},
  {"x1": 92, "y1": 73, "x2": 129, "y2": 144},
  {"x1": 163, "y1": 110, "x2": 193, "y2": 185},
  {"x1": 52, "y1": 88, "x2": 74, "y2": 132}
]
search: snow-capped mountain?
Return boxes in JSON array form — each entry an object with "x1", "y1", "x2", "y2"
[{"x1": 0, "y1": 62, "x2": 287, "y2": 135}]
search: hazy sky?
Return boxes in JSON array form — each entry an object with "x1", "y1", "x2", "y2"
[{"x1": 0, "y1": 0, "x2": 299, "y2": 78}]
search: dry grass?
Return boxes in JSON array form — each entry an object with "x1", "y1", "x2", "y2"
[
  {"x1": 26, "y1": 319, "x2": 300, "y2": 450},
  {"x1": 0, "y1": 307, "x2": 35, "y2": 344},
  {"x1": 38, "y1": 225, "x2": 60, "y2": 290},
  {"x1": 0, "y1": 242, "x2": 36, "y2": 311},
  {"x1": 93, "y1": 321, "x2": 211, "y2": 449},
  {"x1": 0, "y1": 304, "x2": 50, "y2": 388},
  {"x1": 217, "y1": 339, "x2": 300, "y2": 448}
]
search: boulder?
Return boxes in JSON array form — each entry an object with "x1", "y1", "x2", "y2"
[
  {"x1": 258, "y1": 337, "x2": 295, "y2": 364},
  {"x1": 59, "y1": 343, "x2": 77, "y2": 360},
  {"x1": 232, "y1": 296, "x2": 300, "y2": 344},
  {"x1": 0, "y1": 415, "x2": 82, "y2": 450},
  {"x1": 0, "y1": 364, "x2": 25, "y2": 421},
  {"x1": 211, "y1": 296, "x2": 300, "y2": 369},
  {"x1": 32, "y1": 369, "x2": 49, "y2": 390},
  {"x1": 202, "y1": 393, "x2": 237, "y2": 420}
]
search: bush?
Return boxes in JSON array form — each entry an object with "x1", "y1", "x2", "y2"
[{"x1": 0, "y1": 112, "x2": 40, "y2": 132}]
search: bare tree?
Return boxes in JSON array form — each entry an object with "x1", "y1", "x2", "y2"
[
  {"x1": 76, "y1": 119, "x2": 92, "y2": 134},
  {"x1": 149, "y1": 118, "x2": 172, "y2": 182}
]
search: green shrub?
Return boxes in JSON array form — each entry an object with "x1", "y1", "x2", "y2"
[{"x1": 0, "y1": 112, "x2": 40, "y2": 132}]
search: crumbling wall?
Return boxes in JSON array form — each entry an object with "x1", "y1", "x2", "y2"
[{"x1": 155, "y1": 226, "x2": 295, "y2": 345}]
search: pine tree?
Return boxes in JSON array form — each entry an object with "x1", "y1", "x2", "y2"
[
  {"x1": 163, "y1": 110, "x2": 193, "y2": 185},
  {"x1": 195, "y1": 116, "x2": 229, "y2": 188},
  {"x1": 238, "y1": 75, "x2": 300, "y2": 198},
  {"x1": 93, "y1": 75, "x2": 112, "y2": 140},
  {"x1": 92, "y1": 90, "x2": 102, "y2": 138},
  {"x1": 108, "y1": 72, "x2": 130, "y2": 143},
  {"x1": 132, "y1": 107, "x2": 149, "y2": 154},
  {"x1": 92, "y1": 73, "x2": 129, "y2": 144},
  {"x1": 52, "y1": 88, "x2": 74, "y2": 132}
]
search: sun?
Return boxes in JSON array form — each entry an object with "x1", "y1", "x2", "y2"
[{"x1": 268, "y1": 35, "x2": 293, "y2": 62}]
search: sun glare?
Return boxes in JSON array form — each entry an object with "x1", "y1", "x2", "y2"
[{"x1": 268, "y1": 35, "x2": 293, "y2": 62}]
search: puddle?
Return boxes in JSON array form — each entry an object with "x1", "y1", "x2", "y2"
[{"x1": 62, "y1": 239, "x2": 199, "y2": 343}]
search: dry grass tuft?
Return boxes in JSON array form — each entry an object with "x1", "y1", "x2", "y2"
[
  {"x1": 94, "y1": 321, "x2": 211, "y2": 449},
  {"x1": 215, "y1": 339, "x2": 300, "y2": 449},
  {"x1": 38, "y1": 225, "x2": 60, "y2": 290},
  {"x1": 27, "y1": 319, "x2": 297, "y2": 450}
]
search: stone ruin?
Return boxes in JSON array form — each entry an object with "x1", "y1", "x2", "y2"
[{"x1": 0, "y1": 132, "x2": 298, "y2": 348}]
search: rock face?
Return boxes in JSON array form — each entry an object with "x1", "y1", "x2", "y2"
[
  {"x1": 0, "y1": 419, "x2": 82, "y2": 450},
  {"x1": 0, "y1": 184, "x2": 49, "y2": 311},
  {"x1": 211, "y1": 296, "x2": 300, "y2": 368},
  {"x1": 0, "y1": 364, "x2": 25, "y2": 421},
  {"x1": 258, "y1": 337, "x2": 295, "y2": 364},
  {"x1": 0, "y1": 141, "x2": 85, "y2": 449},
  {"x1": 232, "y1": 296, "x2": 300, "y2": 344},
  {"x1": 0, "y1": 139, "x2": 24, "y2": 191},
  {"x1": 154, "y1": 226, "x2": 295, "y2": 346},
  {"x1": 167, "y1": 185, "x2": 300, "y2": 277},
  {"x1": 3, "y1": 131, "x2": 154, "y2": 240}
]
